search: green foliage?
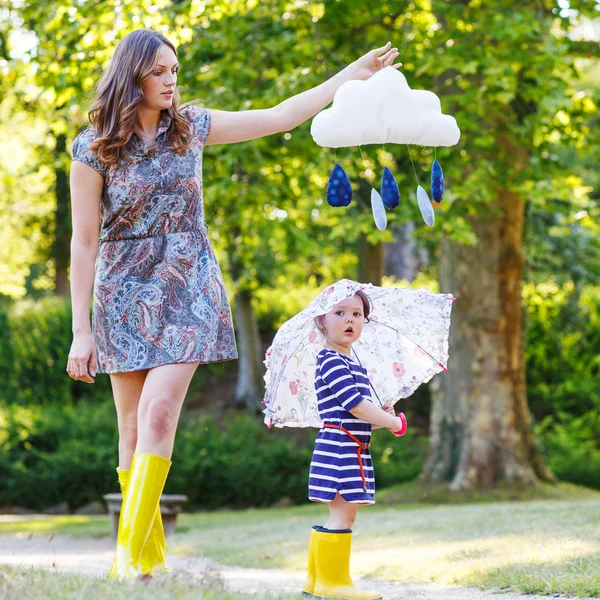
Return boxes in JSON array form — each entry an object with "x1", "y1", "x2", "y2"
[
  {"x1": 0, "y1": 296, "x2": 111, "y2": 404},
  {"x1": 525, "y1": 281, "x2": 600, "y2": 490},
  {"x1": 524, "y1": 281, "x2": 600, "y2": 418},
  {"x1": 536, "y1": 413, "x2": 600, "y2": 491},
  {"x1": 0, "y1": 402, "x2": 117, "y2": 510},
  {"x1": 0, "y1": 402, "x2": 424, "y2": 511}
]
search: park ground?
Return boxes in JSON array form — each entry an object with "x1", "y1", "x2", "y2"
[{"x1": 1, "y1": 483, "x2": 599, "y2": 599}]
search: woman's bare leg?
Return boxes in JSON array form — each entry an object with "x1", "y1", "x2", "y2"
[
  {"x1": 109, "y1": 369, "x2": 149, "y2": 469},
  {"x1": 135, "y1": 362, "x2": 200, "y2": 458}
]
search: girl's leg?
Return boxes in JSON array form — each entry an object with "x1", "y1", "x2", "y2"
[
  {"x1": 109, "y1": 369, "x2": 149, "y2": 469},
  {"x1": 324, "y1": 492, "x2": 357, "y2": 530},
  {"x1": 135, "y1": 361, "x2": 200, "y2": 458},
  {"x1": 313, "y1": 494, "x2": 381, "y2": 599}
]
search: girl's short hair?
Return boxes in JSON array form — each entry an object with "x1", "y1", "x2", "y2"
[{"x1": 354, "y1": 289, "x2": 372, "y2": 321}]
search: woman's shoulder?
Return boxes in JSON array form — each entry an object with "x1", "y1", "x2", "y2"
[
  {"x1": 180, "y1": 103, "x2": 208, "y2": 119},
  {"x1": 71, "y1": 127, "x2": 106, "y2": 177},
  {"x1": 72, "y1": 127, "x2": 97, "y2": 149},
  {"x1": 179, "y1": 103, "x2": 211, "y2": 145}
]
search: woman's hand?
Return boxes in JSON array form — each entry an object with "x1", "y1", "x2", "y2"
[
  {"x1": 350, "y1": 41, "x2": 402, "y2": 81},
  {"x1": 67, "y1": 332, "x2": 97, "y2": 383}
]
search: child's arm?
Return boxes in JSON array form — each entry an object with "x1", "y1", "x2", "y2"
[
  {"x1": 319, "y1": 355, "x2": 404, "y2": 433},
  {"x1": 349, "y1": 401, "x2": 404, "y2": 433},
  {"x1": 372, "y1": 404, "x2": 396, "y2": 429}
]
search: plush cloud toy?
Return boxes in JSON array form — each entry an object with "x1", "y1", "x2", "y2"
[{"x1": 311, "y1": 67, "x2": 460, "y2": 229}]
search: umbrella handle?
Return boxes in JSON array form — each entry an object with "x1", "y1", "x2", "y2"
[{"x1": 391, "y1": 412, "x2": 408, "y2": 437}]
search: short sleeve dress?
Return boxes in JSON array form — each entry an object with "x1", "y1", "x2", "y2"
[
  {"x1": 308, "y1": 349, "x2": 375, "y2": 505},
  {"x1": 71, "y1": 105, "x2": 238, "y2": 374}
]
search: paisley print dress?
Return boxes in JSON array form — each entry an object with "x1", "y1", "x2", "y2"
[{"x1": 71, "y1": 105, "x2": 238, "y2": 374}]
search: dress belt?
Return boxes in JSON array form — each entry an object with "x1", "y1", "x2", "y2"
[
  {"x1": 99, "y1": 224, "x2": 209, "y2": 244},
  {"x1": 322, "y1": 422, "x2": 370, "y2": 492}
]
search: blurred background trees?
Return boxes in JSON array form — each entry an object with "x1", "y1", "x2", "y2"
[{"x1": 0, "y1": 0, "x2": 598, "y2": 508}]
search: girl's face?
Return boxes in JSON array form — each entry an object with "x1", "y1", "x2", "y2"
[
  {"x1": 318, "y1": 294, "x2": 366, "y2": 349},
  {"x1": 140, "y1": 44, "x2": 179, "y2": 110}
]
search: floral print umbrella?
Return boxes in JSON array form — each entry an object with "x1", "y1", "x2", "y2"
[{"x1": 263, "y1": 279, "x2": 454, "y2": 428}]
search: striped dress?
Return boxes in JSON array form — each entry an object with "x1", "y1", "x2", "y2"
[{"x1": 308, "y1": 349, "x2": 375, "y2": 504}]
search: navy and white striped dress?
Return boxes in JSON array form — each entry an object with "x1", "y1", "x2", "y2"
[{"x1": 308, "y1": 349, "x2": 375, "y2": 504}]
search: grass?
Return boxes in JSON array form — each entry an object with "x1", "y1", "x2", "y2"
[
  {"x1": 0, "y1": 565, "x2": 297, "y2": 600},
  {"x1": 0, "y1": 515, "x2": 110, "y2": 538},
  {"x1": 1, "y1": 482, "x2": 599, "y2": 598}
]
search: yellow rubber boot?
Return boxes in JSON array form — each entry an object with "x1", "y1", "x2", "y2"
[
  {"x1": 108, "y1": 468, "x2": 169, "y2": 577},
  {"x1": 313, "y1": 529, "x2": 382, "y2": 600},
  {"x1": 108, "y1": 453, "x2": 171, "y2": 580},
  {"x1": 301, "y1": 526, "x2": 319, "y2": 596}
]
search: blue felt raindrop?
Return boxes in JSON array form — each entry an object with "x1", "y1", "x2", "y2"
[
  {"x1": 326, "y1": 164, "x2": 352, "y2": 207},
  {"x1": 380, "y1": 167, "x2": 400, "y2": 209},
  {"x1": 431, "y1": 159, "x2": 444, "y2": 203}
]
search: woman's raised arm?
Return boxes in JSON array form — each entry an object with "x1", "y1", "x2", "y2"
[{"x1": 206, "y1": 42, "x2": 400, "y2": 146}]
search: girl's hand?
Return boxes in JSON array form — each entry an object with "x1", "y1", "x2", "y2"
[
  {"x1": 350, "y1": 42, "x2": 402, "y2": 81},
  {"x1": 67, "y1": 333, "x2": 97, "y2": 383},
  {"x1": 382, "y1": 404, "x2": 396, "y2": 416}
]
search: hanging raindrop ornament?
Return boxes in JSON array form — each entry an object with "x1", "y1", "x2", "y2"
[
  {"x1": 326, "y1": 164, "x2": 352, "y2": 207},
  {"x1": 371, "y1": 188, "x2": 387, "y2": 231},
  {"x1": 431, "y1": 159, "x2": 444, "y2": 203},
  {"x1": 380, "y1": 167, "x2": 400, "y2": 209},
  {"x1": 310, "y1": 67, "x2": 460, "y2": 228},
  {"x1": 417, "y1": 185, "x2": 435, "y2": 227}
]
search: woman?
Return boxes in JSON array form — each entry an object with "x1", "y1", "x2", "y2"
[{"x1": 67, "y1": 28, "x2": 400, "y2": 580}]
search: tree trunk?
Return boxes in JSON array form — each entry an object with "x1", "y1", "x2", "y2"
[
  {"x1": 384, "y1": 221, "x2": 429, "y2": 282},
  {"x1": 422, "y1": 188, "x2": 554, "y2": 490},
  {"x1": 233, "y1": 290, "x2": 264, "y2": 411},
  {"x1": 358, "y1": 233, "x2": 384, "y2": 285},
  {"x1": 53, "y1": 133, "x2": 70, "y2": 297}
]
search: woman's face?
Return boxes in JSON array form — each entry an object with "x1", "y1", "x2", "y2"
[
  {"x1": 140, "y1": 44, "x2": 179, "y2": 110},
  {"x1": 319, "y1": 294, "x2": 366, "y2": 347}
]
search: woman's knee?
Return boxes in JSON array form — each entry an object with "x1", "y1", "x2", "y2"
[{"x1": 142, "y1": 396, "x2": 176, "y2": 440}]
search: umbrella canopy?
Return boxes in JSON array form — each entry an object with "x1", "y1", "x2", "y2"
[{"x1": 263, "y1": 279, "x2": 454, "y2": 428}]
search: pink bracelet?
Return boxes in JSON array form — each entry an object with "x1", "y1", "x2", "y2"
[{"x1": 391, "y1": 412, "x2": 407, "y2": 437}]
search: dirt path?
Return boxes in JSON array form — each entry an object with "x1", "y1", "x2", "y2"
[{"x1": 0, "y1": 531, "x2": 555, "y2": 599}]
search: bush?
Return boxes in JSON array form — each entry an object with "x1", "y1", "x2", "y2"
[
  {"x1": 525, "y1": 281, "x2": 600, "y2": 419},
  {"x1": 0, "y1": 401, "x2": 425, "y2": 511},
  {"x1": 1, "y1": 297, "x2": 112, "y2": 404},
  {"x1": 0, "y1": 402, "x2": 118, "y2": 510},
  {"x1": 536, "y1": 413, "x2": 600, "y2": 491}
]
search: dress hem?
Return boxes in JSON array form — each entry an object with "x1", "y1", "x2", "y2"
[
  {"x1": 308, "y1": 496, "x2": 375, "y2": 505},
  {"x1": 98, "y1": 353, "x2": 238, "y2": 375}
]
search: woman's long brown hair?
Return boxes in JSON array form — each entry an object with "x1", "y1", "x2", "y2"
[{"x1": 88, "y1": 29, "x2": 192, "y2": 167}]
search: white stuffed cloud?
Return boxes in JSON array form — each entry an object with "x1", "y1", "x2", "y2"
[{"x1": 311, "y1": 67, "x2": 460, "y2": 148}]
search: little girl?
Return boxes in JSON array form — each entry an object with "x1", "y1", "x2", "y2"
[{"x1": 302, "y1": 289, "x2": 406, "y2": 600}]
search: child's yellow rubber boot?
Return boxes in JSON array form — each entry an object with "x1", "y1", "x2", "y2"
[
  {"x1": 108, "y1": 467, "x2": 170, "y2": 577},
  {"x1": 313, "y1": 529, "x2": 382, "y2": 600},
  {"x1": 108, "y1": 453, "x2": 171, "y2": 580},
  {"x1": 301, "y1": 526, "x2": 320, "y2": 596}
]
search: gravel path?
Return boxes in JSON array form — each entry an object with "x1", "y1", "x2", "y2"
[{"x1": 0, "y1": 531, "x2": 555, "y2": 599}]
